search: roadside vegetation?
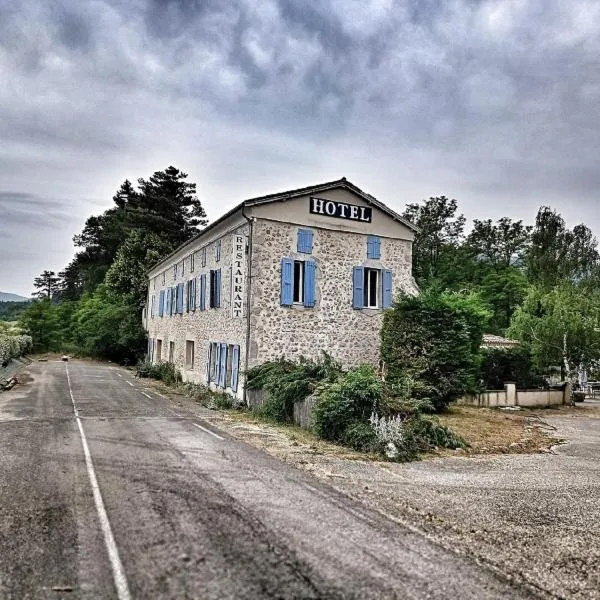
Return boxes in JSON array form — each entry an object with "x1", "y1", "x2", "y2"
[
  {"x1": 16, "y1": 166, "x2": 208, "y2": 363},
  {"x1": 245, "y1": 286, "x2": 489, "y2": 463},
  {"x1": 0, "y1": 321, "x2": 32, "y2": 367}
]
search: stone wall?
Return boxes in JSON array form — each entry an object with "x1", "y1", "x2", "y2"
[
  {"x1": 146, "y1": 223, "x2": 249, "y2": 400},
  {"x1": 248, "y1": 218, "x2": 417, "y2": 369}
]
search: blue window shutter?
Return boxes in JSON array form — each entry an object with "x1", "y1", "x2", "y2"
[
  {"x1": 191, "y1": 278, "x2": 196, "y2": 311},
  {"x1": 280, "y1": 258, "x2": 293, "y2": 306},
  {"x1": 159, "y1": 290, "x2": 165, "y2": 317},
  {"x1": 215, "y1": 269, "x2": 222, "y2": 307},
  {"x1": 180, "y1": 283, "x2": 185, "y2": 313},
  {"x1": 166, "y1": 288, "x2": 171, "y2": 315},
  {"x1": 214, "y1": 343, "x2": 221, "y2": 383},
  {"x1": 353, "y1": 266, "x2": 364, "y2": 309},
  {"x1": 304, "y1": 260, "x2": 316, "y2": 308},
  {"x1": 171, "y1": 287, "x2": 176, "y2": 315},
  {"x1": 231, "y1": 345, "x2": 240, "y2": 392},
  {"x1": 367, "y1": 236, "x2": 381, "y2": 259},
  {"x1": 297, "y1": 229, "x2": 313, "y2": 254},
  {"x1": 176, "y1": 284, "x2": 182, "y2": 314},
  {"x1": 383, "y1": 269, "x2": 393, "y2": 308},
  {"x1": 206, "y1": 343, "x2": 212, "y2": 382},
  {"x1": 219, "y1": 343, "x2": 227, "y2": 387},
  {"x1": 199, "y1": 275, "x2": 206, "y2": 311},
  {"x1": 184, "y1": 281, "x2": 189, "y2": 313}
]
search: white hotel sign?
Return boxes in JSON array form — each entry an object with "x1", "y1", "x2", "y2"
[{"x1": 231, "y1": 234, "x2": 246, "y2": 318}]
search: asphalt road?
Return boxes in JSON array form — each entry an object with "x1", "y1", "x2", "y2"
[{"x1": 0, "y1": 360, "x2": 540, "y2": 600}]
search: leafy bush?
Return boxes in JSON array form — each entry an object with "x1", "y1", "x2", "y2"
[
  {"x1": 479, "y1": 346, "x2": 545, "y2": 390},
  {"x1": 312, "y1": 365, "x2": 383, "y2": 442},
  {"x1": 136, "y1": 360, "x2": 181, "y2": 384},
  {"x1": 369, "y1": 412, "x2": 466, "y2": 462},
  {"x1": 380, "y1": 289, "x2": 490, "y2": 412},
  {"x1": 247, "y1": 353, "x2": 342, "y2": 422},
  {"x1": 0, "y1": 334, "x2": 33, "y2": 366}
]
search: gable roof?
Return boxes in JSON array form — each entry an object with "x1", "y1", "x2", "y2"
[
  {"x1": 148, "y1": 178, "x2": 417, "y2": 274},
  {"x1": 242, "y1": 177, "x2": 418, "y2": 231}
]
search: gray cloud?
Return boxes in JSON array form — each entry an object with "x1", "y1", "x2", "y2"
[{"x1": 1, "y1": 0, "x2": 600, "y2": 295}]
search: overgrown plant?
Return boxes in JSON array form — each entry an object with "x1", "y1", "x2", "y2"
[
  {"x1": 246, "y1": 353, "x2": 342, "y2": 422},
  {"x1": 380, "y1": 289, "x2": 490, "y2": 411}
]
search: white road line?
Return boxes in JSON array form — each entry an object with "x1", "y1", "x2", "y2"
[
  {"x1": 140, "y1": 392, "x2": 152, "y2": 399},
  {"x1": 126, "y1": 381, "x2": 134, "y2": 387},
  {"x1": 65, "y1": 364, "x2": 132, "y2": 600},
  {"x1": 193, "y1": 423, "x2": 224, "y2": 440},
  {"x1": 116, "y1": 373, "x2": 123, "y2": 378},
  {"x1": 165, "y1": 407, "x2": 182, "y2": 417}
]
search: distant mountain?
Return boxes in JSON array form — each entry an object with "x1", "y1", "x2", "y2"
[{"x1": 0, "y1": 292, "x2": 30, "y2": 302}]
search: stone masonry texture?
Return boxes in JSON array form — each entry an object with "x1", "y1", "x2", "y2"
[{"x1": 249, "y1": 218, "x2": 416, "y2": 369}]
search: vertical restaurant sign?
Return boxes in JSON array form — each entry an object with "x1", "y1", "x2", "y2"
[{"x1": 231, "y1": 233, "x2": 246, "y2": 318}]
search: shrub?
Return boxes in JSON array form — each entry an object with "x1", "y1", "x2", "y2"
[
  {"x1": 136, "y1": 360, "x2": 181, "y2": 384},
  {"x1": 369, "y1": 412, "x2": 466, "y2": 462},
  {"x1": 312, "y1": 365, "x2": 383, "y2": 442},
  {"x1": 479, "y1": 346, "x2": 545, "y2": 390},
  {"x1": 380, "y1": 289, "x2": 490, "y2": 412},
  {"x1": 0, "y1": 334, "x2": 33, "y2": 366},
  {"x1": 247, "y1": 353, "x2": 342, "y2": 422}
]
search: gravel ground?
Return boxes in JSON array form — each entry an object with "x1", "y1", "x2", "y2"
[{"x1": 157, "y1": 385, "x2": 600, "y2": 600}]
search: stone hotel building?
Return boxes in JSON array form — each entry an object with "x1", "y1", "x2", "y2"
[{"x1": 145, "y1": 178, "x2": 417, "y2": 402}]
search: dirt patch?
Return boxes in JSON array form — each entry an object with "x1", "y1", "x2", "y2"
[{"x1": 436, "y1": 405, "x2": 560, "y2": 455}]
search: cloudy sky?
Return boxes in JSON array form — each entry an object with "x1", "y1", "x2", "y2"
[{"x1": 1, "y1": 0, "x2": 599, "y2": 296}]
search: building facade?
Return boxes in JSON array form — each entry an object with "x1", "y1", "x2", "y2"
[{"x1": 145, "y1": 179, "x2": 417, "y2": 402}]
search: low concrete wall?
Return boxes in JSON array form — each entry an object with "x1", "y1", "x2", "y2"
[
  {"x1": 463, "y1": 383, "x2": 568, "y2": 408},
  {"x1": 246, "y1": 388, "x2": 315, "y2": 429},
  {"x1": 293, "y1": 395, "x2": 316, "y2": 429},
  {"x1": 246, "y1": 388, "x2": 269, "y2": 410}
]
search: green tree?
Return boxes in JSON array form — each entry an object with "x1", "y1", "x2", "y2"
[
  {"x1": 402, "y1": 197, "x2": 467, "y2": 286},
  {"x1": 526, "y1": 207, "x2": 599, "y2": 288},
  {"x1": 508, "y1": 283, "x2": 600, "y2": 379},
  {"x1": 73, "y1": 287, "x2": 146, "y2": 362},
  {"x1": 18, "y1": 298, "x2": 61, "y2": 352},
  {"x1": 33, "y1": 270, "x2": 60, "y2": 300},
  {"x1": 105, "y1": 231, "x2": 172, "y2": 309},
  {"x1": 466, "y1": 217, "x2": 531, "y2": 269},
  {"x1": 380, "y1": 290, "x2": 490, "y2": 412},
  {"x1": 477, "y1": 267, "x2": 529, "y2": 333}
]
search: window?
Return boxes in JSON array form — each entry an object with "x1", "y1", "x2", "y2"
[
  {"x1": 153, "y1": 278, "x2": 156, "y2": 290},
  {"x1": 181, "y1": 260, "x2": 185, "y2": 277},
  {"x1": 367, "y1": 236, "x2": 381, "y2": 259},
  {"x1": 201, "y1": 247, "x2": 206, "y2": 267},
  {"x1": 293, "y1": 261, "x2": 304, "y2": 304},
  {"x1": 364, "y1": 268, "x2": 379, "y2": 308},
  {"x1": 159, "y1": 290, "x2": 165, "y2": 317},
  {"x1": 190, "y1": 253, "x2": 195, "y2": 272},
  {"x1": 185, "y1": 340, "x2": 195, "y2": 370},
  {"x1": 172, "y1": 265, "x2": 177, "y2": 281},
  {"x1": 186, "y1": 279, "x2": 196, "y2": 312},
  {"x1": 209, "y1": 269, "x2": 221, "y2": 308},
  {"x1": 353, "y1": 267, "x2": 393, "y2": 310},
  {"x1": 226, "y1": 345, "x2": 234, "y2": 388},
  {"x1": 162, "y1": 272, "x2": 166, "y2": 285},
  {"x1": 215, "y1": 239, "x2": 221, "y2": 262},
  {"x1": 150, "y1": 295, "x2": 155, "y2": 318},
  {"x1": 199, "y1": 274, "x2": 206, "y2": 311},
  {"x1": 207, "y1": 343, "x2": 216, "y2": 383},
  {"x1": 297, "y1": 229, "x2": 313, "y2": 254},
  {"x1": 156, "y1": 339, "x2": 162, "y2": 361},
  {"x1": 168, "y1": 341, "x2": 175, "y2": 363},
  {"x1": 281, "y1": 258, "x2": 316, "y2": 307}
]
